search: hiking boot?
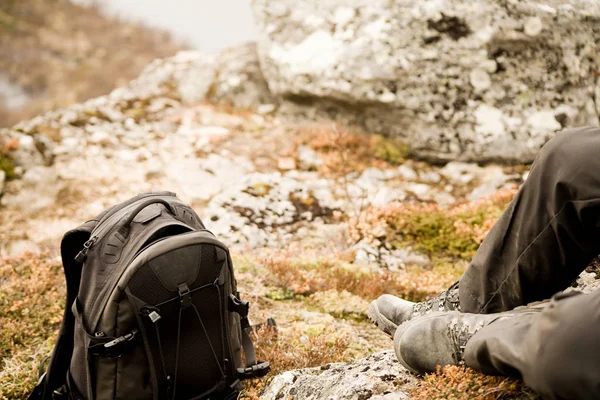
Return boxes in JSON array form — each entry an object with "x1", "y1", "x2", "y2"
[
  {"x1": 368, "y1": 281, "x2": 461, "y2": 336},
  {"x1": 367, "y1": 294, "x2": 415, "y2": 336},
  {"x1": 393, "y1": 308, "x2": 542, "y2": 374}
]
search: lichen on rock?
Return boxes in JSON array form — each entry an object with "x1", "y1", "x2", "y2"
[
  {"x1": 251, "y1": 0, "x2": 600, "y2": 163},
  {"x1": 261, "y1": 351, "x2": 417, "y2": 400}
]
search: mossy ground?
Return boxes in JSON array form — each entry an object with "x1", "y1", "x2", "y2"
[
  {"x1": 0, "y1": 137, "x2": 19, "y2": 180},
  {"x1": 0, "y1": 154, "x2": 15, "y2": 180},
  {"x1": 0, "y1": 188, "x2": 538, "y2": 400},
  {"x1": 359, "y1": 189, "x2": 517, "y2": 262},
  {"x1": 412, "y1": 365, "x2": 539, "y2": 400},
  {"x1": 294, "y1": 124, "x2": 409, "y2": 176}
]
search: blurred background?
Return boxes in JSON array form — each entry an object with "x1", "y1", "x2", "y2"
[
  {"x1": 0, "y1": 0, "x2": 256, "y2": 127},
  {"x1": 71, "y1": 0, "x2": 257, "y2": 52}
]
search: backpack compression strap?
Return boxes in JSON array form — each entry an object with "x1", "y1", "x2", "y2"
[{"x1": 229, "y1": 295, "x2": 271, "y2": 380}]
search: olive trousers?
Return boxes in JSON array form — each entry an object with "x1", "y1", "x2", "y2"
[{"x1": 458, "y1": 127, "x2": 600, "y2": 399}]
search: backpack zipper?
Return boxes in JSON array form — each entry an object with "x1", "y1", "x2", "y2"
[
  {"x1": 73, "y1": 196, "x2": 186, "y2": 263},
  {"x1": 74, "y1": 236, "x2": 98, "y2": 263},
  {"x1": 73, "y1": 202, "x2": 138, "y2": 262}
]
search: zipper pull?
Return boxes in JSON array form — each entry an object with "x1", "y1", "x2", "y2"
[
  {"x1": 75, "y1": 236, "x2": 97, "y2": 263},
  {"x1": 141, "y1": 306, "x2": 162, "y2": 323}
]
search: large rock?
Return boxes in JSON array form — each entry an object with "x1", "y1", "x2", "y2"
[
  {"x1": 261, "y1": 350, "x2": 417, "y2": 400},
  {"x1": 202, "y1": 171, "x2": 340, "y2": 248},
  {"x1": 251, "y1": 0, "x2": 600, "y2": 163},
  {"x1": 177, "y1": 43, "x2": 276, "y2": 109},
  {"x1": 209, "y1": 42, "x2": 276, "y2": 110},
  {"x1": 0, "y1": 43, "x2": 274, "y2": 176},
  {"x1": 123, "y1": 43, "x2": 274, "y2": 109}
]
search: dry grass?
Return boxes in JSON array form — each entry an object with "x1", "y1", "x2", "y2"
[
  {"x1": 0, "y1": 253, "x2": 64, "y2": 399},
  {"x1": 295, "y1": 124, "x2": 409, "y2": 177},
  {"x1": 262, "y1": 251, "x2": 463, "y2": 303},
  {"x1": 241, "y1": 325, "x2": 351, "y2": 399},
  {"x1": 412, "y1": 365, "x2": 539, "y2": 400},
  {"x1": 0, "y1": 0, "x2": 182, "y2": 127}
]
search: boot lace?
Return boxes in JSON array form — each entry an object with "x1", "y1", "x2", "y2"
[
  {"x1": 413, "y1": 281, "x2": 461, "y2": 316},
  {"x1": 447, "y1": 317, "x2": 486, "y2": 364}
]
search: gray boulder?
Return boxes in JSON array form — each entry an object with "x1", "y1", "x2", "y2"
[
  {"x1": 125, "y1": 43, "x2": 274, "y2": 109},
  {"x1": 261, "y1": 351, "x2": 417, "y2": 400},
  {"x1": 209, "y1": 42, "x2": 276, "y2": 110},
  {"x1": 177, "y1": 43, "x2": 276, "y2": 109},
  {"x1": 251, "y1": 0, "x2": 600, "y2": 163}
]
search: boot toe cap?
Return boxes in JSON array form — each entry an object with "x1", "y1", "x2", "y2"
[
  {"x1": 393, "y1": 313, "x2": 461, "y2": 374},
  {"x1": 368, "y1": 294, "x2": 415, "y2": 336}
]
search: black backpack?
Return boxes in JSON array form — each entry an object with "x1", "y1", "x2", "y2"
[{"x1": 29, "y1": 192, "x2": 270, "y2": 400}]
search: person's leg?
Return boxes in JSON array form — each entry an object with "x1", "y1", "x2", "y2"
[
  {"x1": 370, "y1": 126, "x2": 600, "y2": 334},
  {"x1": 465, "y1": 290, "x2": 600, "y2": 400},
  {"x1": 461, "y1": 126, "x2": 600, "y2": 313}
]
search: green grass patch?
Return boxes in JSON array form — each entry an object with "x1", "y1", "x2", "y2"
[
  {"x1": 0, "y1": 153, "x2": 16, "y2": 180},
  {"x1": 372, "y1": 134, "x2": 409, "y2": 165},
  {"x1": 369, "y1": 190, "x2": 515, "y2": 261}
]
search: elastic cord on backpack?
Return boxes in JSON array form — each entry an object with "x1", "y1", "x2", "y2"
[
  {"x1": 153, "y1": 285, "x2": 228, "y2": 400},
  {"x1": 153, "y1": 323, "x2": 170, "y2": 391}
]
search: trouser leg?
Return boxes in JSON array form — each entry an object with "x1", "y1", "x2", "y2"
[
  {"x1": 459, "y1": 126, "x2": 600, "y2": 313},
  {"x1": 464, "y1": 290, "x2": 600, "y2": 400}
]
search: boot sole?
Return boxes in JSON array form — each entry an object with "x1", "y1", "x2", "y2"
[{"x1": 367, "y1": 301, "x2": 398, "y2": 337}]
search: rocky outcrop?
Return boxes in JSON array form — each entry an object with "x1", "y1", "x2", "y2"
[
  {"x1": 0, "y1": 43, "x2": 275, "y2": 182},
  {"x1": 261, "y1": 351, "x2": 417, "y2": 400},
  {"x1": 251, "y1": 0, "x2": 600, "y2": 163},
  {"x1": 1, "y1": 15, "x2": 598, "y2": 397},
  {"x1": 5, "y1": 3, "x2": 599, "y2": 168}
]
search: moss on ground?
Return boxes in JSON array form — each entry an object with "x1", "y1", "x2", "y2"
[
  {"x1": 295, "y1": 124, "x2": 410, "y2": 176},
  {"x1": 360, "y1": 189, "x2": 516, "y2": 262},
  {"x1": 372, "y1": 134, "x2": 409, "y2": 165},
  {"x1": 0, "y1": 153, "x2": 16, "y2": 180},
  {"x1": 260, "y1": 252, "x2": 464, "y2": 303}
]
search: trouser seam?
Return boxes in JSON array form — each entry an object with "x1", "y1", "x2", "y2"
[{"x1": 476, "y1": 198, "x2": 599, "y2": 314}]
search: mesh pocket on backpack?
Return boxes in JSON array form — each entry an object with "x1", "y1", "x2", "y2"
[{"x1": 126, "y1": 243, "x2": 230, "y2": 399}]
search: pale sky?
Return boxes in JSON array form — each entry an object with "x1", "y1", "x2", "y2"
[{"x1": 72, "y1": 0, "x2": 258, "y2": 53}]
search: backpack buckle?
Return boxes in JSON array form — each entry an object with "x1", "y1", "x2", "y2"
[
  {"x1": 229, "y1": 294, "x2": 249, "y2": 318},
  {"x1": 99, "y1": 329, "x2": 139, "y2": 359},
  {"x1": 51, "y1": 385, "x2": 67, "y2": 399},
  {"x1": 237, "y1": 361, "x2": 271, "y2": 379},
  {"x1": 178, "y1": 283, "x2": 192, "y2": 308}
]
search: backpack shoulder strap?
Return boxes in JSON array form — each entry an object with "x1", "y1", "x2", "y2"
[{"x1": 29, "y1": 219, "x2": 98, "y2": 400}]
